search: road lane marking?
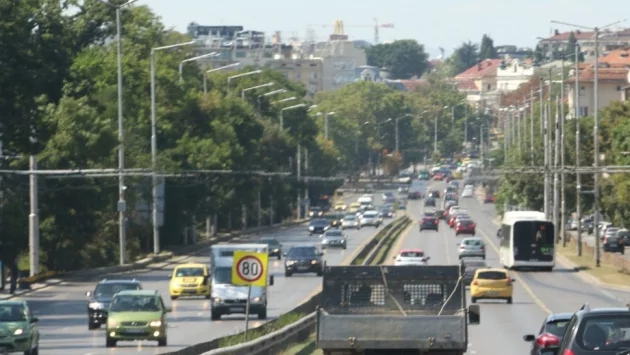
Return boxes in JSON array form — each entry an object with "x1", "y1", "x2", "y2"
[{"x1": 443, "y1": 223, "x2": 452, "y2": 264}]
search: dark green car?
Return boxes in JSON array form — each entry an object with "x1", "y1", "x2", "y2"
[
  {"x1": 105, "y1": 290, "x2": 171, "y2": 347},
  {"x1": 0, "y1": 300, "x2": 39, "y2": 355}
]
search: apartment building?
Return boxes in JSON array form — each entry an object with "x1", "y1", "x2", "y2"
[
  {"x1": 265, "y1": 57, "x2": 323, "y2": 97},
  {"x1": 455, "y1": 59, "x2": 503, "y2": 108},
  {"x1": 496, "y1": 58, "x2": 537, "y2": 92},
  {"x1": 538, "y1": 28, "x2": 630, "y2": 62}
]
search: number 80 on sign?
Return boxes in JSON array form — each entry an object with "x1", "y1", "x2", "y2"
[{"x1": 232, "y1": 251, "x2": 268, "y2": 287}]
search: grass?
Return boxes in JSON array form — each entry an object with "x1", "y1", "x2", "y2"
[
  {"x1": 278, "y1": 333, "x2": 321, "y2": 355},
  {"x1": 372, "y1": 217, "x2": 411, "y2": 265},
  {"x1": 557, "y1": 241, "x2": 630, "y2": 287},
  {"x1": 218, "y1": 312, "x2": 307, "y2": 347}
]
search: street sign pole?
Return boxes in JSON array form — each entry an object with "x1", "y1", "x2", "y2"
[
  {"x1": 244, "y1": 284, "x2": 252, "y2": 341},
  {"x1": 232, "y1": 250, "x2": 268, "y2": 342}
]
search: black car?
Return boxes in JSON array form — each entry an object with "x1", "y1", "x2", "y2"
[
  {"x1": 308, "y1": 206, "x2": 324, "y2": 218},
  {"x1": 428, "y1": 190, "x2": 440, "y2": 198},
  {"x1": 284, "y1": 246, "x2": 324, "y2": 277},
  {"x1": 545, "y1": 304, "x2": 630, "y2": 355},
  {"x1": 424, "y1": 197, "x2": 436, "y2": 207},
  {"x1": 462, "y1": 260, "x2": 487, "y2": 286},
  {"x1": 308, "y1": 219, "x2": 330, "y2": 235},
  {"x1": 261, "y1": 237, "x2": 282, "y2": 260},
  {"x1": 420, "y1": 215, "x2": 439, "y2": 231},
  {"x1": 321, "y1": 213, "x2": 344, "y2": 229},
  {"x1": 407, "y1": 191, "x2": 422, "y2": 199},
  {"x1": 86, "y1": 279, "x2": 142, "y2": 330},
  {"x1": 380, "y1": 207, "x2": 394, "y2": 218},
  {"x1": 523, "y1": 313, "x2": 573, "y2": 355},
  {"x1": 444, "y1": 199, "x2": 457, "y2": 210}
]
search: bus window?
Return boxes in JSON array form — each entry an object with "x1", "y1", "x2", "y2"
[{"x1": 512, "y1": 221, "x2": 554, "y2": 261}]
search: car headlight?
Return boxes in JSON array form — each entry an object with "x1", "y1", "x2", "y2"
[
  {"x1": 88, "y1": 302, "x2": 104, "y2": 310},
  {"x1": 149, "y1": 320, "x2": 162, "y2": 327},
  {"x1": 311, "y1": 260, "x2": 319, "y2": 265},
  {"x1": 273, "y1": 248, "x2": 279, "y2": 252},
  {"x1": 107, "y1": 319, "x2": 118, "y2": 328},
  {"x1": 308, "y1": 226, "x2": 314, "y2": 230},
  {"x1": 286, "y1": 261, "x2": 296, "y2": 266},
  {"x1": 13, "y1": 328, "x2": 23, "y2": 336},
  {"x1": 251, "y1": 297, "x2": 261, "y2": 303},
  {"x1": 171, "y1": 282, "x2": 180, "y2": 288}
]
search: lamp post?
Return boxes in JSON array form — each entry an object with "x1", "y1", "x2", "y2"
[
  {"x1": 97, "y1": 0, "x2": 138, "y2": 265},
  {"x1": 391, "y1": 114, "x2": 412, "y2": 153},
  {"x1": 178, "y1": 52, "x2": 218, "y2": 83},
  {"x1": 227, "y1": 70, "x2": 262, "y2": 94},
  {"x1": 150, "y1": 40, "x2": 195, "y2": 255},
  {"x1": 257, "y1": 89, "x2": 286, "y2": 111},
  {"x1": 551, "y1": 18, "x2": 627, "y2": 265},
  {"x1": 204, "y1": 63, "x2": 240, "y2": 94},
  {"x1": 278, "y1": 103, "x2": 305, "y2": 130},
  {"x1": 314, "y1": 112, "x2": 335, "y2": 139},
  {"x1": 241, "y1": 82, "x2": 274, "y2": 100},
  {"x1": 574, "y1": 44, "x2": 583, "y2": 256},
  {"x1": 434, "y1": 106, "x2": 449, "y2": 154}
]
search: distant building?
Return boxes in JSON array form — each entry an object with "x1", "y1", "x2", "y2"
[
  {"x1": 537, "y1": 28, "x2": 630, "y2": 62},
  {"x1": 495, "y1": 45, "x2": 534, "y2": 59},
  {"x1": 454, "y1": 59, "x2": 503, "y2": 109},
  {"x1": 496, "y1": 58, "x2": 537, "y2": 92}
]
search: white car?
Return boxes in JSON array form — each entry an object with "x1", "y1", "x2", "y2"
[
  {"x1": 341, "y1": 215, "x2": 361, "y2": 229},
  {"x1": 358, "y1": 194, "x2": 373, "y2": 204},
  {"x1": 461, "y1": 188, "x2": 473, "y2": 198},
  {"x1": 393, "y1": 249, "x2": 430, "y2": 266},
  {"x1": 359, "y1": 211, "x2": 381, "y2": 227}
]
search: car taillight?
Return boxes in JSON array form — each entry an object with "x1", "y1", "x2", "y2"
[
  {"x1": 535, "y1": 333, "x2": 560, "y2": 347},
  {"x1": 472, "y1": 280, "x2": 478, "y2": 286},
  {"x1": 562, "y1": 350, "x2": 575, "y2": 355},
  {"x1": 506, "y1": 278, "x2": 512, "y2": 286},
  {"x1": 471, "y1": 223, "x2": 476, "y2": 227},
  {"x1": 435, "y1": 219, "x2": 439, "y2": 224}
]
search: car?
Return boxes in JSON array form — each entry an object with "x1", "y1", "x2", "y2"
[
  {"x1": 523, "y1": 313, "x2": 573, "y2": 355},
  {"x1": 380, "y1": 207, "x2": 394, "y2": 218},
  {"x1": 407, "y1": 190, "x2": 422, "y2": 199},
  {"x1": 617, "y1": 228, "x2": 630, "y2": 246},
  {"x1": 334, "y1": 201, "x2": 347, "y2": 211},
  {"x1": 470, "y1": 268, "x2": 514, "y2": 304},
  {"x1": 308, "y1": 219, "x2": 330, "y2": 235},
  {"x1": 341, "y1": 214, "x2": 361, "y2": 229},
  {"x1": 393, "y1": 249, "x2": 430, "y2": 266},
  {"x1": 448, "y1": 181, "x2": 459, "y2": 188},
  {"x1": 428, "y1": 190, "x2": 440, "y2": 198},
  {"x1": 483, "y1": 193, "x2": 495, "y2": 203},
  {"x1": 418, "y1": 171, "x2": 430, "y2": 180},
  {"x1": 461, "y1": 188, "x2": 474, "y2": 198},
  {"x1": 455, "y1": 219, "x2": 476, "y2": 236},
  {"x1": 0, "y1": 300, "x2": 39, "y2": 354},
  {"x1": 449, "y1": 211, "x2": 469, "y2": 228},
  {"x1": 382, "y1": 192, "x2": 394, "y2": 201},
  {"x1": 458, "y1": 237, "x2": 485, "y2": 259},
  {"x1": 105, "y1": 289, "x2": 171, "y2": 347},
  {"x1": 602, "y1": 233, "x2": 625, "y2": 254},
  {"x1": 434, "y1": 209, "x2": 444, "y2": 220},
  {"x1": 444, "y1": 199, "x2": 457, "y2": 212},
  {"x1": 553, "y1": 304, "x2": 630, "y2": 355},
  {"x1": 433, "y1": 172, "x2": 445, "y2": 181},
  {"x1": 261, "y1": 237, "x2": 283, "y2": 260},
  {"x1": 420, "y1": 214, "x2": 439, "y2": 231},
  {"x1": 320, "y1": 230, "x2": 347, "y2": 249},
  {"x1": 462, "y1": 260, "x2": 488, "y2": 286},
  {"x1": 424, "y1": 197, "x2": 436, "y2": 207},
  {"x1": 359, "y1": 211, "x2": 381, "y2": 227},
  {"x1": 308, "y1": 206, "x2": 324, "y2": 218},
  {"x1": 284, "y1": 246, "x2": 324, "y2": 277},
  {"x1": 320, "y1": 213, "x2": 344, "y2": 229},
  {"x1": 86, "y1": 279, "x2": 142, "y2": 330},
  {"x1": 169, "y1": 263, "x2": 211, "y2": 300},
  {"x1": 398, "y1": 185, "x2": 409, "y2": 193},
  {"x1": 444, "y1": 186, "x2": 457, "y2": 195},
  {"x1": 348, "y1": 202, "x2": 361, "y2": 213}
]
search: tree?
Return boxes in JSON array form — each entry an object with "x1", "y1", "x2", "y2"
[
  {"x1": 365, "y1": 40, "x2": 429, "y2": 79},
  {"x1": 534, "y1": 44, "x2": 544, "y2": 64},
  {"x1": 450, "y1": 41, "x2": 479, "y2": 75},
  {"x1": 479, "y1": 34, "x2": 497, "y2": 60}
]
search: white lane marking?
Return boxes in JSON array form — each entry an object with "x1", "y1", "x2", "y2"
[{"x1": 197, "y1": 312, "x2": 203, "y2": 316}]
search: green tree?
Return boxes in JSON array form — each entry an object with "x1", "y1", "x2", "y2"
[
  {"x1": 450, "y1": 41, "x2": 479, "y2": 75},
  {"x1": 365, "y1": 40, "x2": 429, "y2": 79},
  {"x1": 479, "y1": 34, "x2": 497, "y2": 60}
]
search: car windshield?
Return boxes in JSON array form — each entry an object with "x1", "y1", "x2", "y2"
[
  {"x1": 606, "y1": 236, "x2": 619, "y2": 243},
  {"x1": 363, "y1": 212, "x2": 377, "y2": 218},
  {"x1": 463, "y1": 239, "x2": 483, "y2": 246},
  {"x1": 213, "y1": 267, "x2": 232, "y2": 284},
  {"x1": 400, "y1": 251, "x2": 424, "y2": 257},
  {"x1": 606, "y1": 228, "x2": 619, "y2": 235},
  {"x1": 94, "y1": 283, "x2": 141, "y2": 298},
  {"x1": 325, "y1": 231, "x2": 343, "y2": 237},
  {"x1": 476, "y1": 271, "x2": 507, "y2": 280},
  {"x1": 546, "y1": 319, "x2": 571, "y2": 337},
  {"x1": 576, "y1": 315, "x2": 630, "y2": 350},
  {"x1": 310, "y1": 219, "x2": 328, "y2": 226},
  {"x1": 288, "y1": 247, "x2": 318, "y2": 258},
  {"x1": 344, "y1": 215, "x2": 356, "y2": 220},
  {"x1": 110, "y1": 295, "x2": 161, "y2": 312},
  {"x1": 460, "y1": 220, "x2": 474, "y2": 225},
  {"x1": 310, "y1": 207, "x2": 321, "y2": 211},
  {"x1": 174, "y1": 267, "x2": 205, "y2": 277},
  {"x1": 0, "y1": 305, "x2": 26, "y2": 322},
  {"x1": 261, "y1": 239, "x2": 279, "y2": 246}
]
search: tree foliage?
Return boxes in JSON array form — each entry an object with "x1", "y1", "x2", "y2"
[
  {"x1": 448, "y1": 41, "x2": 479, "y2": 76},
  {"x1": 365, "y1": 40, "x2": 429, "y2": 79},
  {"x1": 479, "y1": 34, "x2": 497, "y2": 60}
]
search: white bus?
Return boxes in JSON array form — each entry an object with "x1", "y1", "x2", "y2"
[{"x1": 498, "y1": 211, "x2": 555, "y2": 271}]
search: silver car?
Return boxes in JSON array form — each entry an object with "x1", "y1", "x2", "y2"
[
  {"x1": 320, "y1": 230, "x2": 347, "y2": 249},
  {"x1": 457, "y1": 237, "x2": 486, "y2": 260},
  {"x1": 359, "y1": 211, "x2": 381, "y2": 227},
  {"x1": 341, "y1": 215, "x2": 360, "y2": 229}
]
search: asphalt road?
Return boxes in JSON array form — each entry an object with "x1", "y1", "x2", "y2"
[
  {"x1": 26, "y1": 193, "x2": 395, "y2": 355},
  {"x1": 392, "y1": 180, "x2": 630, "y2": 355}
]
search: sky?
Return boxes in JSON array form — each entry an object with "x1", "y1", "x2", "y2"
[{"x1": 143, "y1": 0, "x2": 629, "y2": 58}]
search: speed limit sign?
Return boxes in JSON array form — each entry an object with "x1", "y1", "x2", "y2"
[{"x1": 232, "y1": 251, "x2": 268, "y2": 287}]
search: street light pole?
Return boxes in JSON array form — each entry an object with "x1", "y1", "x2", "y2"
[
  {"x1": 257, "y1": 89, "x2": 286, "y2": 111},
  {"x1": 530, "y1": 87, "x2": 535, "y2": 166},
  {"x1": 278, "y1": 103, "x2": 305, "y2": 130},
  {"x1": 227, "y1": 70, "x2": 262, "y2": 95},
  {"x1": 179, "y1": 52, "x2": 218, "y2": 83},
  {"x1": 150, "y1": 40, "x2": 195, "y2": 255},
  {"x1": 560, "y1": 56, "x2": 567, "y2": 247},
  {"x1": 575, "y1": 44, "x2": 583, "y2": 256},
  {"x1": 324, "y1": 112, "x2": 335, "y2": 139},
  {"x1": 241, "y1": 82, "x2": 274, "y2": 100},
  {"x1": 204, "y1": 63, "x2": 240, "y2": 94}
]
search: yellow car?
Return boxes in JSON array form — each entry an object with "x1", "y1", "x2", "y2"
[
  {"x1": 334, "y1": 202, "x2": 347, "y2": 211},
  {"x1": 453, "y1": 171, "x2": 463, "y2": 179},
  {"x1": 348, "y1": 202, "x2": 361, "y2": 213},
  {"x1": 470, "y1": 268, "x2": 514, "y2": 304},
  {"x1": 169, "y1": 263, "x2": 210, "y2": 300}
]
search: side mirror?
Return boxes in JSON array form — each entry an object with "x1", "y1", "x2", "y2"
[
  {"x1": 319, "y1": 251, "x2": 325, "y2": 256},
  {"x1": 85, "y1": 291, "x2": 93, "y2": 297},
  {"x1": 165, "y1": 307, "x2": 172, "y2": 313},
  {"x1": 283, "y1": 253, "x2": 287, "y2": 257},
  {"x1": 269, "y1": 275, "x2": 275, "y2": 286},
  {"x1": 523, "y1": 334, "x2": 536, "y2": 342},
  {"x1": 30, "y1": 317, "x2": 38, "y2": 323},
  {"x1": 425, "y1": 257, "x2": 431, "y2": 260},
  {"x1": 511, "y1": 278, "x2": 516, "y2": 282},
  {"x1": 468, "y1": 304, "x2": 480, "y2": 325}
]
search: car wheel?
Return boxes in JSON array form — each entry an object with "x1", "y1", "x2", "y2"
[
  {"x1": 285, "y1": 270, "x2": 292, "y2": 277},
  {"x1": 471, "y1": 297, "x2": 477, "y2": 303},
  {"x1": 106, "y1": 337, "x2": 117, "y2": 348},
  {"x1": 205, "y1": 294, "x2": 211, "y2": 299},
  {"x1": 317, "y1": 270, "x2": 324, "y2": 277},
  {"x1": 88, "y1": 321, "x2": 99, "y2": 330},
  {"x1": 26, "y1": 345, "x2": 39, "y2": 355},
  {"x1": 277, "y1": 255, "x2": 282, "y2": 260},
  {"x1": 258, "y1": 309, "x2": 267, "y2": 320},
  {"x1": 507, "y1": 297, "x2": 513, "y2": 304},
  {"x1": 158, "y1": 337, "x2": 167, "y2": 347},
  {"x1": 170, "y1": 295, "x2": 178, "y2": 301},
  {"x1": 210, "y1": 311, "x2": 221, "y2": 321}
]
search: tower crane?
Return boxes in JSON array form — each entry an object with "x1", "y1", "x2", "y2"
[{"x1": 307, "y1": 19, "x2": 394, "y2": 44}]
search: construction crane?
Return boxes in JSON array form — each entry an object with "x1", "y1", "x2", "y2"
[{"x1": 307, "y1": 19, "x2": 394, "y2": 44}]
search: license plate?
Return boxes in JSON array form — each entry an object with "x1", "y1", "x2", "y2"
[
  {"x1": 229, "y1": 307, "x2": 245, "y2": 312},
  {"x1": 610, "y1": 243, "x2": 617, "y2": 247},
  {"x1": 485, "y1": 292, "x2": 498, "y2": 296},
  {"x1": 125, "y1": 328, "x2": 145, "y2": 333},
  {"x1": 297, "y1": 266, "x2": 309, "y2": 271}
]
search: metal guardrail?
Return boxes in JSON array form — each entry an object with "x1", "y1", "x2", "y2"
[{"x1": 193, "y1": 216, "x2": 412, "y2": 355}]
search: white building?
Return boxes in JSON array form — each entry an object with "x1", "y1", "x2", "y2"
[{"x1": 496, "y1": 58, "x2": 537, "y2": 92}]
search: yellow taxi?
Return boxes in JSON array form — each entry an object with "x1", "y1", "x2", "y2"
[
  {"x1": 453, "y1": 171, "x2": 463, "y2": 179},
  {"x1": 169, "y1": 263, "x2": 210, "y2": 300},
  {"x1": 348, "y1": 202, "x2": 361, "y2": 213},
  {"x1": 334, "y1": 201, "x2": 347, "y2": 211},
  {"x1": 470, "y1": 268, "x2": 514, "y2": 304}
]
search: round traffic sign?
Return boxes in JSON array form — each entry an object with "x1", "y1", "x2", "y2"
[{"x1": 235, "y1": 255, "x2": 264, "y2": 283}]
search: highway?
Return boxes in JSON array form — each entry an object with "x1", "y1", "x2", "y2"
[
  {"x1": 390, "y1": 180, "x2": 630, "y2": 355},
  {"x1": 25, "y1": 193, "x2": 394, "y2": 355}
]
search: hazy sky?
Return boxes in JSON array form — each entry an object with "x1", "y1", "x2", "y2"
[{"x1": 144, "y1": 0, "x2": 628, "y2": 58}]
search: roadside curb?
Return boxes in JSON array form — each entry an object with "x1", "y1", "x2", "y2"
[{"x1": 555, "y1": 253, "x2": 630, "y2": 292}]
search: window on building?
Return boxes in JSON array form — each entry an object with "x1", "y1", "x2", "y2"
[
  {"x1": 617, "y1": 86, "x2": 622, "y2": 91},
  {"x1": 295, "y1": 72, "x2": 302, "y2": 79},
  {"x1": 579, "y1": 107, "x2": 588, "y2": 117},
  {"x1": 579, "y1": 86, "x2": 585, "y2": 96},
  {"x1": 311, "y1": 72, "x2": 318, "y2": 79},
  {"x1": 487, "y1": 84, "x2": 492, "y2": 91},
  {"x1": 235, "y1": 51, "x2": 246, "y2": 58}
]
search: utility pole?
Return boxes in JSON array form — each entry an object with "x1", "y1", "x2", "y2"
[
  {"x1": 553, "y1": 96, "x2": 560, "y2": 244},
  {"x1": 115, "y1": 6, "x2": 127, "y2": 265},
  {"x1": 560, "y1": 59, "x2": 567, "y2": 247},
  {"x1": 29, "y1": 153, "x2": 39, "y2": 276},
  {"x1": 296, "y1": 143, "x2": 301, "y2": 219},
  {"x1": 433, "y1": 114, "x2": 438, "y2": 153},
  {"x1": 463, "y1": 105, "x2": 468, "y2": 152},
  {"x1": 503, "y1": 110, "x2": 508, "y2": 165},
  {"x1": 543, "y1": 83, "x2": 550, "y2": 219},
  {"x1": 575, "y1": 44, "x2": 583, "y2": 256},
  {"x1": 530, "y1": 87, "x2": 535, "y2": 165},
  {"x1": 394, "y1": 116, "x2": 399, "y2": 153},
  {"x1": 516, "y1": 106, "x2": 522, "y2": 155},
  {"x1": 304, "y1": 147, "x2": 309, "y2": 220},
  {"x1": 480, "y1": 124, "x2": 485, "y2": 165},
  {"x1": 539, "y1": 78, "x2": 544, "y2": 135}
]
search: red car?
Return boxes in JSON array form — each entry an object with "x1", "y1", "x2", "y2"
[
  {"x1": 484, "y1": 194, "x2": 495, "y2": 203},
  {"x1": 455, "y1": 220, "x2": 476, "y2": 236},
  {"x1": 433, "y1": 172, "x2": 444, "y2": 181}
]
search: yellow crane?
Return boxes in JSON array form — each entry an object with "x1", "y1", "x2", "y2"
[{"x1": 308, "y1": 19, "x2": 394, "y2": 44}]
